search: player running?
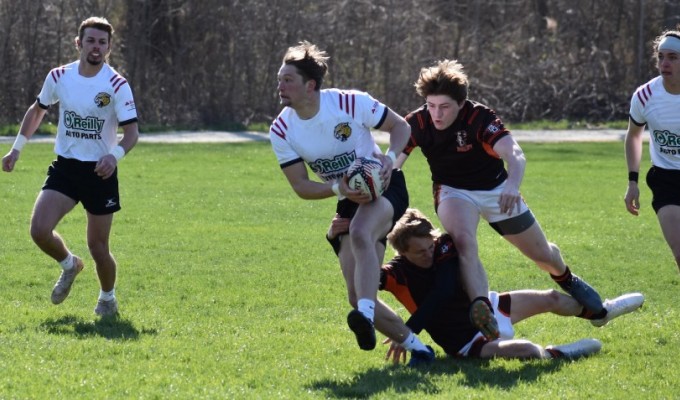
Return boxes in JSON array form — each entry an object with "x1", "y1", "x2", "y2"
[
  {"x1": 268, "y1": 41, "x2": 433, "y2": 363},
  {"x1": 2, "y1": 17, "x2": 139, "y2": 316},
  {"x1": 624, "y1": 26, "x2": 680, "y2": 273}
]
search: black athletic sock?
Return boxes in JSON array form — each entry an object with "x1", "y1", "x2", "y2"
[
  {"x1": 577, "y1": 307, "x2": 607, "y2": 320},
  {"x1": 551, "y1": 266, "x2": 573, "y2": 291}
]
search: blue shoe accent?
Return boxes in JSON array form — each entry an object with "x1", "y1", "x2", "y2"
[
  {"x1": 347, "y1": 310, "x2": 376, "y2": 351},
  {"x1": 408, "y1": 345, "x2": 435, "y2": 367},
  {"x1": 566, "y1": 275, "x2": 604, "y2": 314}
]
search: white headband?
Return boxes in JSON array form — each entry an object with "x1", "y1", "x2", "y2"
[{"x1": 659, "y1": 35, "x2": 680, "y2": 54}]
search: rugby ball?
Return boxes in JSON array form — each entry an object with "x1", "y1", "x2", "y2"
[{"x1": 346, "y1": 157, "x2": 384, "y2": 201}]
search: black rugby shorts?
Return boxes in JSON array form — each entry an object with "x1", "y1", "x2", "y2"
[
  {"x1": 43, "y1": 156, "x2": 121, "y2": 215},
  {"x1": 646, "y1": 166, "x2": 680, "y2": 213}
]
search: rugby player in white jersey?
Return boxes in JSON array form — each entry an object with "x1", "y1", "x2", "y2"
[
  {"x1": 269, "y1": 41, "x2": 433, "y2": 365},
  {"x1": 626, "y1": 26, "x2": 680, "y2": 273},
  {"x1": 2, "y1": 17, "x2": 139, "y2": 317}
]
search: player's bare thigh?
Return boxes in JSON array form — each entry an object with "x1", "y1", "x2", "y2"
[
  {"x1": 31, "y1": 189, "x2": 77, "y2": 234},
  {"x1": 436, "y1": 197, "x2": 481, "y2": 240},
  {"x1": 657, "y1": 205, "x2": 680, "y2": 258}
]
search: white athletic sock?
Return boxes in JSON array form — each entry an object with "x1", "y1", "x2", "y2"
[
  {"x1": 401, "y1": 332, "x2": 428, "y2": 352},
  {"x1": 59, "y1": 253, "x2": 74, "y2": 270},
  {"x1": 99, "y1": 289, "x2": 116, "y2": 301},
  {"x1": 357, "y1": 298, "x2": 375, "y2": 322}
]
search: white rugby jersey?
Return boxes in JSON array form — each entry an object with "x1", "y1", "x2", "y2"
[
  {"x1": 37, "y1": 61, "x2": 138, "y2": 161},
  {"x1": 630, "y1": 76, "x2": 680, "y2": 170},
  {"x1": 269, "y1": 89, "x2": 386, "y2": 183}
]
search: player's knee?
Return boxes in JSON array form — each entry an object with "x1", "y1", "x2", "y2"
[
  {"x1": 29, "y1": 223, "x2": 51, "y2": 245},
  {"x1": 543, "y1": 289, "x2": 562, "y2": 309},
  {"x1": 451, "y1": 232, "x2": 478, "y2": 254},
  {"x1": 87, "y1": 240, "x2": 110, "y2": 260},
  {"x1": 348, "y1": 226, "x2": 372, "y2": 248}
]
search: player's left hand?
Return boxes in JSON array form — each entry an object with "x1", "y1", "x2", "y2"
[
  {"x1": 383, "y1": 338, "x2": 407, "y2": 365},
  {"x1": 94, "y1": 154, "x2": 117, "y2": 180},
  {"x1": 498, "y1": 186, "x2": 521, "y2": 216},
  {"x1": 373, "y1": 152, "x2": 393, "y2": 191}
]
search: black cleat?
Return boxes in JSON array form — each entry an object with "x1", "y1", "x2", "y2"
[{"x1": 347, "y1": 310, "x2": 376, "y2": 351}]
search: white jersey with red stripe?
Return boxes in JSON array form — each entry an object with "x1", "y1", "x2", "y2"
[
  {"x1": 630, "y1": 76, "x2": 680, "y2": 170},
  {"x1": 37, "y1": 61, "x2": 138, "y2": 162},
  {"x1": 269, "y1": 88, "x2": 386, "y2": 183}
]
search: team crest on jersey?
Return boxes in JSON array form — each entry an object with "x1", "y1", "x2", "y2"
[
  {"x1": 456, "y1": 131, "x2": 472, "y2": 152},
  {"x1": 334, "y1": 122, "x2": 352, "y2": 142},
  {"x1": 94, "y1": 92, "x2": 111, "y2": 108}
]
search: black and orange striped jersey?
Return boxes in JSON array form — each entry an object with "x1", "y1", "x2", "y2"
[
  {"x1": 379, "y1": 234, "x2": 478, "y2": 355},
  {"x1": 404, "y1": 100, "x2": 511, "y2": 190}
]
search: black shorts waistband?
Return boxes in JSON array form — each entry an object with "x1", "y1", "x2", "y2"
[{"x1": 56, "y1": 155, "x2": 97, "y2": 166}]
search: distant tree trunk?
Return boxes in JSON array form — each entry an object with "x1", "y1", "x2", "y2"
[
  {"x1": 636, "y1": 0, "x2": 646, "y2": 84},
  {"x1": 534, "y1": 0, "x2": 549, "y2": 34},
  {"x1": 663, "y1": 0, "x2": 680, "y2": 30}
]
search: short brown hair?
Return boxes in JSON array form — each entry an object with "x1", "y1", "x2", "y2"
[
  {"x1": 282, "y1": 41, "x2": 329, "y2": 91},
  {"x1": 78, "y1": 16, "x2": 114, "y2": 42},
  {"x1": 387, "y1": 208, "x2": 440, "y2": 254},
  {"x1": 414, "y1": 59, "x2": 468, "y2": 102}
]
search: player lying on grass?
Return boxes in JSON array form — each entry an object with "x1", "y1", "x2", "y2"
[{"x1": 329, "y1": 209, "x2": 644, "y2": 363}]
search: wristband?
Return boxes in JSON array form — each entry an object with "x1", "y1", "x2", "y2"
[
  {"x1": 110, "y1": 145, "x2": 126, "y2": 161},
  {"x1": 386, "y1": 151, "x2": 397, "y2": 164},
  {"x1": 12, "y1": 134, "x2": 28, "y2": 151},
  {"x1": 331, "y1": 182, "x2": 340, "y2": 196},
  {"x1": 628, "y1": 171, "x2": 639, "y2": 183}
]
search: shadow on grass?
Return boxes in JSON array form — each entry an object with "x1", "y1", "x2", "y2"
[
  {"x1": 309, "y1": 357, "x2": 566, "y2": 398},
  {"x1": 39, "y1": 314, "x2": 158, "y2": 340}
]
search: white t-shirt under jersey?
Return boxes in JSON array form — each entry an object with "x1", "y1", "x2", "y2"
[
  {"x1": 37, "y1": 61, "x2": 138, "y2": 162},
  {"x1": 269, "y1": 88, "x2": 387, "y2": 183},
  {"x1": 630, "y1": 76, "x2": 680, "y2": 170}
]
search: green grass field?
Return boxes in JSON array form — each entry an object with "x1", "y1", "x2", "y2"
[{"x1": 0, "y1": 141, "x2": 678, "y2": 399}]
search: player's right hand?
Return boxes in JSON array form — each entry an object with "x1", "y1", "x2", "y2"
[
  {"x1": 326, "y1": 214, "x2": 350, "y2": 240},
  {"x1": 383, "y1": 338, "x2": 407, "y2": 365},
  {"x1": 469, "y1": 297, "x2": 500, "y2": 341},
  {"x1": 340, "y1": 175, "x2": 372, "y2": 204},
  {"x1": 2, "y1": 149, "x2": 20, "y2": 172}
]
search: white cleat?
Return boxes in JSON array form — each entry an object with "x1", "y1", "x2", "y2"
[
  {"x1": 591, "y1": 292, "x2": 645, "y2": 327},
  {"x1": 547, "y1": 338, "x2": 602, "y2": 359}
]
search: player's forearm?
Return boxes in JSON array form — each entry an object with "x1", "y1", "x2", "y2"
[
  {"x1": 118, "y1": 122, "x2": 140, "y2": 153},
  {"x1": 504, "y1": 155, "x2": 526, "y2": 190},
  {"x1": 624, "y1": 130, "x2": 643, "y2": 173},
  {"x1": 18, "y1": 103, "x2": 47, "y2": 140}
]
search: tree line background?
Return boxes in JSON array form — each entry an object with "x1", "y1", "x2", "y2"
[{"x1": 1, "y1": 0, "x2": 679, "y2": 131}]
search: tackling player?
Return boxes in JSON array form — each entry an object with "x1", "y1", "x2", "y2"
[
  {"x1": 396, "y1": 59, "x2": 628, "y2": 330},
  {"x1": 367, "y1": 209, "x2": 642, "y2": 362}
]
